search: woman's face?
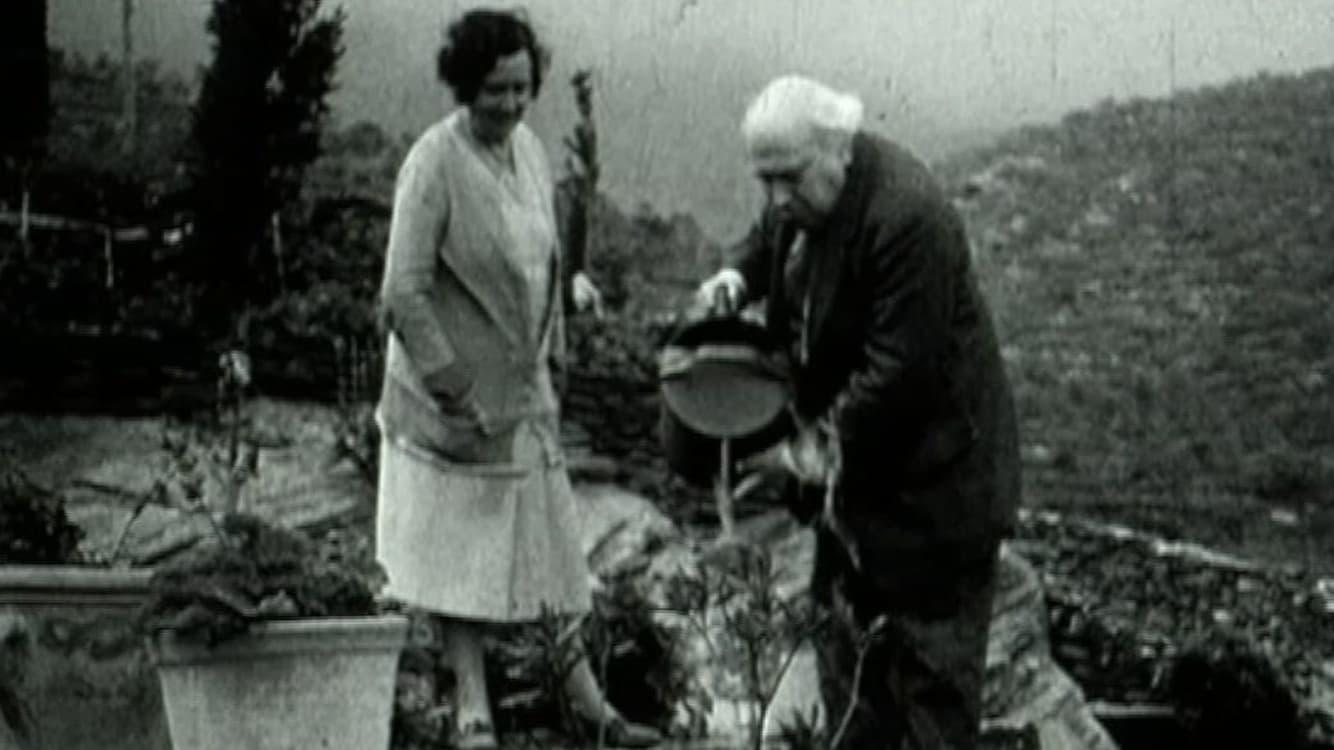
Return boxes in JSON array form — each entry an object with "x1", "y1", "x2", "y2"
[{"x1": 469, "y1": 49, "x2": 533, "y2": 144}]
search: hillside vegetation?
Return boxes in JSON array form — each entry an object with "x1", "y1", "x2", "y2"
[
  {"x1": 5, "y1": 47, "x2": 1333, "y2": 578},
  {"x1": 938, "y1": 67, "x2": 1334, "y2": 573}
]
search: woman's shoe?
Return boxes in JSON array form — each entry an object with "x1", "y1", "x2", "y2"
[
  {"x1": 574, "y1": 711, "x2": 663, "y2": 748},
  {"x1": 454, "y1": 719, "x2": 499, "y2": 750}
]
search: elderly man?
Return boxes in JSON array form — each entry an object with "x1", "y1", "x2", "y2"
[{"x1": 696, "y1": 75, "x2": 1021, "y2": 748}]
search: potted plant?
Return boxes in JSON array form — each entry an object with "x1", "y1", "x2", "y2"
[
  {"x1": 0, "y1": 462, "x2": 170, "y2": 750},
  {"x1": 140, "y1": 511, "x2": 407, "y2": 750},
  {"x1": 0, "y1": 350, "x2": 265, "y2": 750}
]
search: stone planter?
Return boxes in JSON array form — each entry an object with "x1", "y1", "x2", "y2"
[
  {"x1": 0, "y1": 564, "x2": 170, "y2": 750},
  {"x1": 150, "y1": 614, "x2": 408, "y2": 750}
]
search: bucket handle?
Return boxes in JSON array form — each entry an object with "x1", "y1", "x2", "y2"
[{"x1": 711, "y1": 281, "x2": 738, "y2": 318}]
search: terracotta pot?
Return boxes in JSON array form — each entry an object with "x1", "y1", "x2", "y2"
[
  {"x1": 0, "y1": 565, "x2": 170, "y2": 750},
  {"x1": 150, "y1": 614, "x2": 408, "y2": 750}
]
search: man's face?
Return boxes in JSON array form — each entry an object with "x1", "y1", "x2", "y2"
[{"x1": 748, "y1": 134, "x2": 848, "y2": 229}]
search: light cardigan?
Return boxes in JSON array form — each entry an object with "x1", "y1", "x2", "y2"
[{"x1": 376, "y1": 110, "x2": 566, "y2": 469}]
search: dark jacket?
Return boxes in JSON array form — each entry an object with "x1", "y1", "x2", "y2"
[{"x1": 732, "y1": 132, "x2": 1021, "y2": 593}]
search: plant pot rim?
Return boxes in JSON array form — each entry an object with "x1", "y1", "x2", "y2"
[
  {"x1": 0, "y1": 563, "x2": 153, "y2": 606},
  {"x1": 151, "y1": 613, "x2": 409, "y2": 666}
]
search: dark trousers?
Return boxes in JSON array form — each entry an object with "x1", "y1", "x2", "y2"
[{"x1": 812, "y1": 525, "x2": 1000, "y2": 750}]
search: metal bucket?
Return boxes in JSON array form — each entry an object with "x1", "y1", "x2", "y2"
[{"x1": 657, "y1": 314, "x2": 792, "y2": 487}]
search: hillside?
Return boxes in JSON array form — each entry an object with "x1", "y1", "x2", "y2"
[
  {"x1": 9, "y1": 49, "x2": 1333, "y2": 562},
  {"x1": 4, "y1": 45, "x2": 1334, "y2": 747},
  {"x1": 936, "y1": 67, "x2": 1334, "y2": 574}
]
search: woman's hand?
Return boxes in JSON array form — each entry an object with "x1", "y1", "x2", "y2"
[
  {"x1": 421, "y1": 364, "x2": 473, "y2": 405},
  {"x1": 439, "y1": 395, "x2": 493, "y2": 435},
  {"x1": 572, "y1": 271, "x2": 605, "y2": 319},
  {"x1": 421, "y1": 364, "x2": 490, "y2": 432}
]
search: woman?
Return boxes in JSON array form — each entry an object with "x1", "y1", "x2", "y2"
[{"x1": 374, "y1": 9, "x2": 659, "y2": 750}]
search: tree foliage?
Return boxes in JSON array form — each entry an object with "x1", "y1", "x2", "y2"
[
  {"x1": 190, "y1": 0, "x2": 346, "y2": 325},
  {"x1": 41, "y1": 50, "x2": 193, "y2": 189},
  {"x1": 0, "y1": 463, "x2": 83, "y2": 564},
  {"x1": 0, "y1": 0, "x2": 50, "y2": 162},
  {"x1": 561, "y1": 69, "x2": 599, "y2": 281}
]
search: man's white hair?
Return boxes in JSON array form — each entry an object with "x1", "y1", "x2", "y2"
[{"x1": 741, "y1": 74, "x2": 864, "y2": 152}]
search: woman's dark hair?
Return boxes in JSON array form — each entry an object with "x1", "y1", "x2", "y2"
[{"x1": 436, "y1": 9, "x2": 548, "y2": 104}]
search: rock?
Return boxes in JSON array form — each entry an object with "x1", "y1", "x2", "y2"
[
  {"x1": 10, "y1": 402, "x2": 374, "y2": 565},
  {"x1": 573, "y1": 485, "x2": 1118, "y2": 748},
  {"x1": 980, "y1": 548, "x2": 1120, "y2": 749},
  {"x1": 961, "y1": 155, "x2": 1050, "y2": 198},
  {"x1": 577, "y1": 482, "x2": 681, "y2": 578},
  {"x1": 1269, "y1": 508, "x2": 1300, "y2": 527},
  {"x1": 1300, "y1": 369, "x2": 1327, "y2": 393},
  {"x1": 1082, "y1": 205, "x2": 1115, "y2": 229},
  {"x1": 760, "y1": 543, "x2": 1118, "y2": 749},
  {"x1": 1016, "y1": 511, "x2": 1334, "y2": 746},
  {"x1": 1024, "y1": 444, "x2": 1057, "y2": 466},
  {"x1": 566, "y1": 453, "x2": 621, "y2": 483}
]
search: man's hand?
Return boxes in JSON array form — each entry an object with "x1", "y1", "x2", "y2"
[
  {"x1": 737, "y1": 439, "x2": 791, "y2": 479},
  {"x1": 788, "y1": 426, "x2": 835, "y2": 484},
  {"x1": 736, "y1": 425, "x2": 834, "y2": 490},
  {"x1": 571, "y1": 271, "x2": 605, "y2": 319},
  {"x1": 693, "y1": 269, "x2": 746, "y2": 316}
]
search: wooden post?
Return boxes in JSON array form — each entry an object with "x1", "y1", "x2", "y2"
[
  {"x1": 121, "y1": 0, "x2": 137, "y2": 155},
  {"x1": 19, "y1": 186, "x2": 31, "y2": 245},
  {"x1": 271, "y1": 211, "x2": 286, "y2": 294},
  {"x1": 1166, "y1": 12, "x2": 1179, "y2": 236},
  {"x1": 103, "y1": 227, "x2": 115, "y2": 289}
]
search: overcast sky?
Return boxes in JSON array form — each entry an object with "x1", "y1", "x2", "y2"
[{"x1": 51, "y1": 0, "x2": 1334, "y2": 239}]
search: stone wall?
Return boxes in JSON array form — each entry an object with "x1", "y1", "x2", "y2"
[{"x1": 562, "y1": 314, "x2": 717, "y2": 522}]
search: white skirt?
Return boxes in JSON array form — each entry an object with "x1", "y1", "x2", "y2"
[{"x1": 375, "y1": 419, "x2": 593, "y2": 622}]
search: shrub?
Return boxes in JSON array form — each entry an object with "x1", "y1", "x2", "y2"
[
  {"x1": 0, "y1": 462, "x2": 83, "y2": 564},
  {"x1": 138, "y1": 513, "x2": 384, "y2": 646},
  {"x1": 1166, "y1": 635, "x2": 1306, "y2": 750},
  {"x1": 581, "y1": 568, "x2": 706, "y2": 732},
  {"x1": 485, "y1": 572, "x2": 704, "y2": 744}
]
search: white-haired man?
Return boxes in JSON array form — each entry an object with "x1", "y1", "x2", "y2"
[{"x1": 696, "y1": 75, "x2": 1021, "y2": 748}]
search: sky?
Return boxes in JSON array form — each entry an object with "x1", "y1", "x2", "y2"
[{"x1": 49, "y1": 0, "x2": 1334, "y2": 240}]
